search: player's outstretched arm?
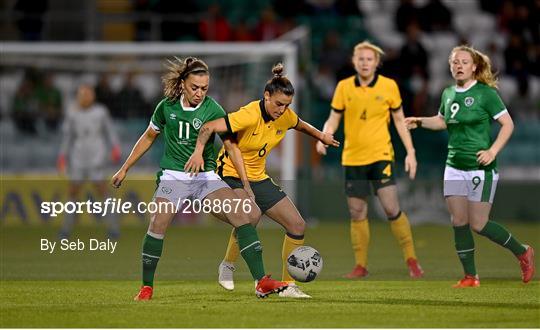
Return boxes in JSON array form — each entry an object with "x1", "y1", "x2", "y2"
[
  {"x1": 392, "y1": 107, "x2": 417, "y2": 180},
  {"x1": 295, "y1": 118, "x2": 340, "y2": 148},
  {"x1": 111, "y1": 126, "x2": 159, "y2": 188},
  {"x1": 222, "y1": 138, "x2": 255, "y2": 201},
  {"x1": 184, "y1": 118, "x2": 228, "y2": 175},
  {"x1": 405, "y1": 115, "x2": 447, "y2": 131},
  {"x1": 316, "y1": 110, "x2": 343, "y2": 155}
]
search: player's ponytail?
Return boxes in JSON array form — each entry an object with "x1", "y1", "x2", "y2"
[
  {"x1": 264, "y1": 63, "x2": 294, "y2": 96},
  {"x1": 450, "y1": 45, "x2": 498, "y2": 88},
  {"x1": 162, "y1": 57, "x2": 209, "y2": 103}
]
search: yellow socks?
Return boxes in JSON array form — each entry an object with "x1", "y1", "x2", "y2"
[
  {"x1": 223, "y1": 228, "x2": 240, "y2": 263},
  {"x1": 282, "y1": 233, "x2": 304, "y2": 283},
  {"x1": 389, "y1": 211, "x2": 417, "y2": 261},
  {"x1": 350, "y1": 219, "x2": 369, "y2": 267}
]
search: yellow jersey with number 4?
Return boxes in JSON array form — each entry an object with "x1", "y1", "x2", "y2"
[
  {"x1": 217, "y1": 99, "x2": 299, "y2": 181},
  {"x1": 331, "y1": 74, "x2": 402, "y2": 166}
]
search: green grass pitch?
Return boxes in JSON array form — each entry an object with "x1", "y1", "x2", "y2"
[{"x1": 1, "y1": 222, "x2": 539, "y2": 327}]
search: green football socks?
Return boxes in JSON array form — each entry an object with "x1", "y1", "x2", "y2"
[
  {"x1": 453, "y1": 224, "x2": 477, "y2": 276},
  {"x1": 236, "y1": 224, "x2": 265, "y2": 280},
  {"x1": 478, "y1": 221, "x2": 527, "y2": 256},
  {"x1": 141, "y1": 233, "x2": 164, "y2": 287}
]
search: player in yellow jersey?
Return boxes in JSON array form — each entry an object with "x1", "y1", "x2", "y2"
[
  {"x1": 316, "y1": 41, "x2": 424, "y2": 279},
  {"x1": 185, "y1": 63, "x2": 339, "y2": 298}
]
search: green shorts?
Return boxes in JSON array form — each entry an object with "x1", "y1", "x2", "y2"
[
  {"x1": 222, "y1": 176, "x2": 287, "y2": 213},
  {"x1": 344, "y1": 161, "x2": 396, "y2": 197}
]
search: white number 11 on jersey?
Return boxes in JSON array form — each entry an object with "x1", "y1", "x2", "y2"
[{"x1": 179, "y1": 121, "x2": 190, "y2": 139}]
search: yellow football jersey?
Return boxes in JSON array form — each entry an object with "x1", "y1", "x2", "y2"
[
  {"x1": 331, "y1": 74, "x2": 402, "y2": 166},
  {"x1": 217, "y1": 99, "x2": 299, "y2": 181}
]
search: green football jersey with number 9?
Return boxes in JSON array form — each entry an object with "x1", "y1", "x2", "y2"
[
  {"x1": 438, "y1": 81, "x2": 508, "y2": 170},
  {"x1": 150, "y1": 96, "x2": 225, "y2": 172}
]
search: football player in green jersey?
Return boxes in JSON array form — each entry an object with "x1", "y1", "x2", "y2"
[
  {"x1": 111, "y1": 57, "x2": 288, "y2": 300},
  {"x1": 405, "y1": 45, "x2": 534, "y2": 287}
]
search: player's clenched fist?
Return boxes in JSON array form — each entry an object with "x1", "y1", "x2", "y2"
[
  {"x1": 111, "y1": 168, "x2": 127, "y2": 188},
  {"x1": 404, "y1": 117, "x2": 421, "y2": 130}
]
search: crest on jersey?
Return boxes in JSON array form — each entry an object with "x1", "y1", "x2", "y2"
[
  {"x1": 276, "y1": 129, "x2": 283, "y2": 135},
  {"x1": 170, "y1": 113, "x2": 177, "y2": 120},
  {"x1": 192, "y1": 118, "x2": 202, "y2": 130},
  {"x1": 464, "y1": 97, "x2": 474, "y2": 107}
]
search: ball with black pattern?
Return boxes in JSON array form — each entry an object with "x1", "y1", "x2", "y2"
[{"x1": 286, "y1": 246, "x2": 323, "y2": 282}]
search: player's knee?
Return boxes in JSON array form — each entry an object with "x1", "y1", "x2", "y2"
[
  {"x1": 228, "y1": 210, "x2": 251, "y2": 226},
  {"x1": 287, "y1": 219, "x2": 305, "y2": 235},
  {"x1": 384, "y1": 206, "x2": 401, "y2": 220},
  {"x1": 149, "y1": 221, "x2": 167, "y2": 235},
  {"x1": 149, "y1": 216, "x2": 167, "y2": 235},
  {"x1": 247, "y1": 207, "x2": 262, "y2": 224},
  {"x1": 469, "y1": 219, "x2": 488, "y2": 233},
  {"x1": 450, "y1": 214, "x2": 468, "y2": 227},
  {"x1": 349, "y1": 205, "x2": 367, "y2": 220}
]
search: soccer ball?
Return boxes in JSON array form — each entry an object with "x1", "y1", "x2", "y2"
[{"x1": 286, "y1": 246, "x2": 323, "y2": 282}]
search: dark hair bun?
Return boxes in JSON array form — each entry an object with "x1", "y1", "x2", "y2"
[{"x1": 272, "y1": 63, "x2": 284, "y2": 77}]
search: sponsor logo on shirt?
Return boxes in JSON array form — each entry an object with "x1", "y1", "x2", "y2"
[
  {"x1": 170, "y1": 113, "x2": 177, "y2": 120},
  {"x1": 276, "y1": 129, "x2": 283, "y2": 135}
]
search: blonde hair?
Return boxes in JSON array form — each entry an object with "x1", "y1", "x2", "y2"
[
  {"x1": 162, "y1": 56, "x2": 209, "y2": 103},
  {"x1": 449, "y1": 45, "x2": 498, "y2": 88},
  {"x1": 353, "y1": 40, "x2": 385, "y2": 63}
]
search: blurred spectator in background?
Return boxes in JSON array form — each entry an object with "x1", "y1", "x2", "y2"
[
  {"x1": 14, "y1": 0, "x2": 48, "y2": 41},
  {"x1": 273, "y1": 0, "x2": 310, "y2": 18},
  {"x1": 11, "y1": 70, "x2": 40, "y2": 134},
  {"x1": 232, "y1": 21, "x2": 256, "y2": 42},
  {"x1": 36, "y1": 73, "x2": 62, "y2": 131},
  {"x1": 312, "y1": 63, "x2": 336, "y2": 102},
  {"x1": 334, "y1": 0, "x2": 362, "y2": 16},
  {"x1": 398, "y1": 21, "x2": 430, "y2": 116},
  {"x1": 480, "y1": 0, "x2": 505, "y2": 14},
  {"x1": 57, "y1": 84, "x2": 121, "y2": 239},
  {"x1": 485, "y1": 41, "x2": 505, "y2": 74},
  {"x1": 117, "y1": 72, "x2": 148, "y2": 118},
  {"x1": 496, "y1": 0, "x2": 515, "y2": 32},
  {"x1": 508, "y1": 77, "x2": 540, "y2": 122},
  {"x1": 420, "y1": 0, "x2": 453, "y2": 32},
  {"x1": 199, "y1": 3, "x2": 231, "y2": 41},
  {"x1": 133, "y1": 0, "x2": 153, "y2": 41},
  {"x1": 255, "y1": 7, "x2": 280, "y2": 41},
  {"x1": 155, "y1": 0, "x2": 200, "y2": 41},
  {"x1": 305, "y1": 0, "x2": 336, "y2": 15},
  {"x1": 507, "y1": 3, "x2": 537, "y2": 43},
  {"x1": 319, "y1": 31, "x2": 348, "y2": 77},
  {"x1": 395, "y1": 0, "x2": 420, "y2": 33},
  {"x1": 504, "y1": 34, "x2": 530, "y2": 78},
  {"x1": 95, "y1": 74, "x2": 118, "y2": 118}
]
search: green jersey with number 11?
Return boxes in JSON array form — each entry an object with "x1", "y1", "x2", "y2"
[
  {"x1": 438, "y1": 81, "x2": 508, "y2": 171},
  {"x1": 150, "y1": 95, "x2": 226, "y2": 172}
]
